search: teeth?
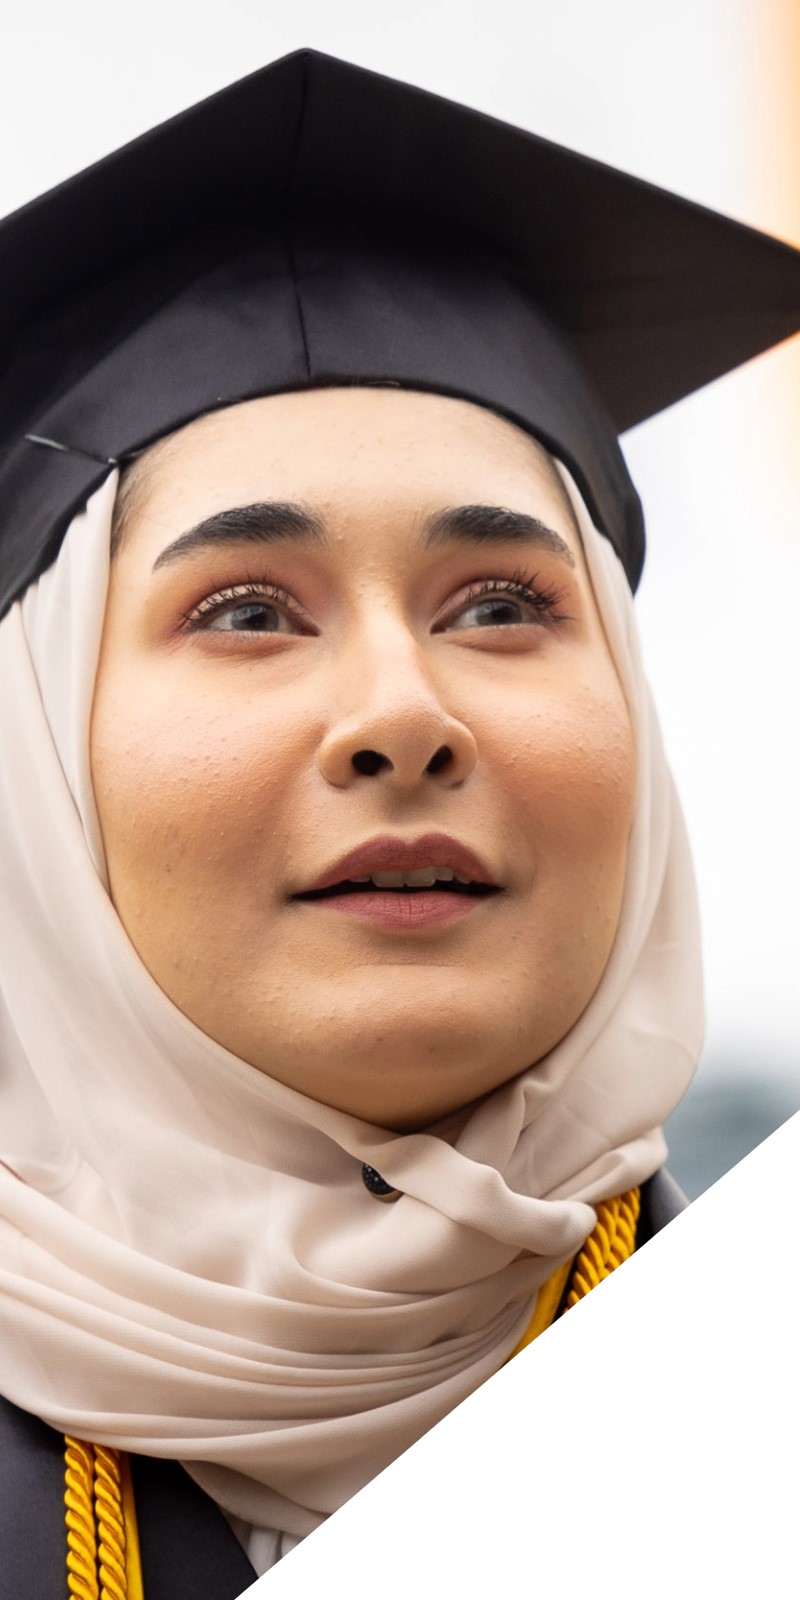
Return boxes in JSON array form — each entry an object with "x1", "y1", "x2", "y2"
[{"x1": 345, "y1": 867, "x2": 470, "y2": 888}]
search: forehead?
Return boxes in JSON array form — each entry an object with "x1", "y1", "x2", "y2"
[{"x1": 117, "y1": 387, "x2": 582, "y2": 563}]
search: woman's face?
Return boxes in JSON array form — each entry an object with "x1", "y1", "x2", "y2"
[{"x1": 91, "y1": 389, "x2": 635, "y2": 1128}]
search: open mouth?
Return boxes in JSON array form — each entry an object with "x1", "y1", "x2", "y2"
[
  {"x1": 292, "y1": 841, "x2": 502, "y2": 921},
  {"x1": 296, "y1": 879, "x2": 498, "y2": 901},
  {"x1": 291, "y1": 860, "x2": 501, "y2": 927}
]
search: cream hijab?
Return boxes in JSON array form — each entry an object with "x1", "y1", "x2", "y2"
[{"x1": 0, "y1": 460, "x2": 702, "y2": 1537}]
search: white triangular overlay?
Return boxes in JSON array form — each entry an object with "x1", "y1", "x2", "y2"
[{"x1": 238, "y1": 1113, "x2": 799, "y2": 1599}]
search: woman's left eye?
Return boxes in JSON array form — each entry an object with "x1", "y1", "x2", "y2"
[
  {"x1": 441, "y1": 578, "x2": 566, "y2": 632},
  {"x1": 184, "y1": 584, "x2": 310, "y2": 634}
]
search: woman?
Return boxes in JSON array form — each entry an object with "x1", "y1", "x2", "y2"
[{"x1": 1, "y1": 49, "x2": 798, "y2": 1599}]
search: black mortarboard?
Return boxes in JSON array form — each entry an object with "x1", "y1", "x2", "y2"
[{"x1": 1, "y1": 47, "x2": 800, "y2": 614}]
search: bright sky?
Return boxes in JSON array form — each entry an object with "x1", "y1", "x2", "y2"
[{"x1": 2, "y1": 0, "x2": 798, "y2": 1083}]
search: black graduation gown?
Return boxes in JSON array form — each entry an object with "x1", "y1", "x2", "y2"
[{"x1": 0, "y1": 1169, "x2": 686, "y2": 1600}]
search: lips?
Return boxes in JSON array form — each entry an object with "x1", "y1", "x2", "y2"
[{"x1": 294, "y1": 833, "x2": 500, "y2": 899}]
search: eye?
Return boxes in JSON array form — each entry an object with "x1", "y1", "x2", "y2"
[
  {"x1": 183, "y1": 582, "x2": 313, "y2": 635},
  {"x1": 440, "y1": 576, "x2": 568, "y2": 632}
]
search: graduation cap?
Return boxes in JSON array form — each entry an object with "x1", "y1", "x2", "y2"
[{"x1": 1, "y1": 47, "x2": 800, "y2": 615}]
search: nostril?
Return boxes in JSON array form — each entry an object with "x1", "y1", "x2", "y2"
[
  {"x1": 352, "y1": 749, "x2": 391, "y2": 776},
  {"x1": 426, "y1": 744, "x2": 452, "y2": 775}
]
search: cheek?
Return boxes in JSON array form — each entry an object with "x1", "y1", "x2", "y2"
[
  {"x1": 90, "y1": 673, "x2": 312, "y2": 895},
  {"x1": 492, "y1": 677, "x2": 636, "y2": 878}
]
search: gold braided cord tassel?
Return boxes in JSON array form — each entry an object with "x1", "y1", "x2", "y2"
[
  {"x1": 95, "y1": 1445, "x2": 129, "y2": 1600},
  {"x1": 64, "y1": 1437, "x2": 100, "y2": 1600},
  {"x1": 565, "y1": 1186, "x2": 640, "y2": 1309},
  {"x1": 506, "y1": 1185, "x2": 641, "y2": 1361},
  {"x1": 64, "y1": 1438, "x2": 142, "y2": 1600}
]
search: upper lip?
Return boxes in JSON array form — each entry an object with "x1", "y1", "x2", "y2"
[{"x1": 295, "y1": 833, "x2": 500, "y2": 894}]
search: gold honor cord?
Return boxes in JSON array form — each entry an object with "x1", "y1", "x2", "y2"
[
  {"x1": 509, "y1": 1186, "x2": 641, "y2": 1357},
  {"x1": 63, "y1": 1186, "x2": 640, "y2": 1595},
  {"x1": 64, "y1": 1438, "x2": 144, "y2": 1600},
  {"x1": 564, "y1": 1186, "x2": 640, "y2": 1309}
]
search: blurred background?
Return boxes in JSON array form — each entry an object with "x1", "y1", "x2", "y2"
[{"x1": 2, "y1": 0, "x2": 797, "y2": 1198}]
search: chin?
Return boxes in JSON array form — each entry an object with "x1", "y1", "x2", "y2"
[{"x1": 259, "y1": 1011, "x2": 542, "y2": 1126}]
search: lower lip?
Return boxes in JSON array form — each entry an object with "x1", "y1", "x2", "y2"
[{"x1": 296, "y1": 890, "x2": 494, "y2": 929}]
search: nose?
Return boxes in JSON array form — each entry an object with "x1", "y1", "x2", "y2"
[{"x1": 317, "y1": 629, "x2": 478, "y2": 790}]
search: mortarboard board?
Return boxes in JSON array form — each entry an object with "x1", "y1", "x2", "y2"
[{"x1": 1, "y1": 46, "x2": 800, "y2": 616}]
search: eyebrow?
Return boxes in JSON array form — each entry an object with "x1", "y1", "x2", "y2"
[
  {"x1": 152, "y1": 503, "x2": 326, "y2": 570},
  {"x1": 151, "y1": 500, "x2": 575, "y2": 571},
  {"x1": 423, "y1": 505, "x2": 575, "y2": 564}
]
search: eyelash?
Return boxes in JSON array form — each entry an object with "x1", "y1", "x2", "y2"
[
  {"x1": 446, "y1": 572, "x2": 569, "y2": 627},
  {"x1": 182, "y1": 579, "x2": 308, "y2": 629},
  {"x1": 181, "y1": 569, "x2": 569, "y2": 632}
]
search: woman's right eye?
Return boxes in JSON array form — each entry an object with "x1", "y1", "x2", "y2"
[{"x1": 183, "y1": 583, "x2": 313, "y2": 635}]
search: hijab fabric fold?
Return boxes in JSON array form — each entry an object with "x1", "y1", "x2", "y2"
[{"x1": 0, "y1": 466, "x2": 703, "y2": 1536}]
